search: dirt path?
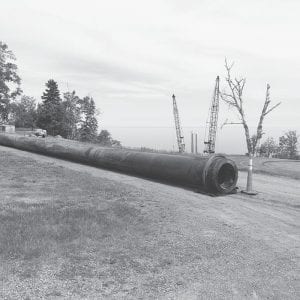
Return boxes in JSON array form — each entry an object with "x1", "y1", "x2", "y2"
[{"x1": 0, "y1": 145, "x2": 299, "y2": 299}]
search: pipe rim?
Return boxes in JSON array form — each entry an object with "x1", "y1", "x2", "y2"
[{"x1": 203, "y1": 154, "x2": 238, "y2": 194}]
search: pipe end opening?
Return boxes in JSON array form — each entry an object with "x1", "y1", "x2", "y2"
[
  {"x1": 217, "y1": 163, "x2": 237, "y2": 190},
  {"x1": 205, "y1": 156, "x2": 238, "y2": 194}
]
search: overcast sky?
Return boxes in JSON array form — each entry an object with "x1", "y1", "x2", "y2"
[{"x1": 1, "y1": 0, "x2": 299, "y2": 153}]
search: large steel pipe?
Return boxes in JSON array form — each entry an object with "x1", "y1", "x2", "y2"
[{"x1": 0, "y1": 134, "x2": 238, "y2": 194}]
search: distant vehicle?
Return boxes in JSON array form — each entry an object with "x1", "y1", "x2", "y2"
[{"x1": 34, "y1": 129, "x2": 47, "y2": 138}]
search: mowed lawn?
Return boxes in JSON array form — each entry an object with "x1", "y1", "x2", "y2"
[
  {"x1": 229, "y1": 155, "x2": 300, "y2": 180},
  {"x1": 0, "y1": 150, "x2": 170, "y2": 299},
  {"x1": 0, "y1": 148, "x2": 299, "y2": 299}
]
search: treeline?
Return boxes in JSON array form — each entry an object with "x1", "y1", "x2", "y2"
[
  {"x1": 0, "y1": 41, "x2": 120, "y2": 146},
  {"x1": 258, "y1": 130, "x2": 298, "y2": 159}
]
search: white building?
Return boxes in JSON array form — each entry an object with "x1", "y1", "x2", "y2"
[{"x1": 0, "y1": 124, "x2": 15, "y2": 134}]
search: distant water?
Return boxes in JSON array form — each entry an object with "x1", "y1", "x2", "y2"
[{"x1": 104, "y1": 125, "x2": 297, "y2": 154}]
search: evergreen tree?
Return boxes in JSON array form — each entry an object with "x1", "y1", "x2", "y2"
[
  {"x1": 78, "y1": 96, "x2": 98, "y2": 142},
  {"x1": 36, "y1": 79, "x2": 63, "y2": 135}
]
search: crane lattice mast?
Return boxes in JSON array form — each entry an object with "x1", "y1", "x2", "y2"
[
  {"x1": 172, "y1": 94, "x2": 185, "y2": 153},
  {"x1": 204, "y1": 76, "x2": 220, "y2": 154}
]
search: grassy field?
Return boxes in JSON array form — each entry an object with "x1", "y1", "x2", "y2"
[
  {"x1": 229, "y1": 155, "x2": 300, "y2": 179},
  {"x1": 1, "y1": 149, "x2": 205, "y2": 299},
  {"x1": 0, "y1": 145, "x2": 299, "y2": 299},
  {"x1": 0, "y1": 150, "x2": 159, "y2": 298}
]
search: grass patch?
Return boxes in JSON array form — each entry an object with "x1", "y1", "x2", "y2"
[{"x1": 0, "y1": 148, "x2": 298, "y2": 299}]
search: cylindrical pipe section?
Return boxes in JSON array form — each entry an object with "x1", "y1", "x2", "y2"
[{"x1": 0, "y1": 134, "x2": 238, "y2": 194}]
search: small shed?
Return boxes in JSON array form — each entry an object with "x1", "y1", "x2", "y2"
[{"x1": 0, "y1": 124, "x2": 15, "y2": 134}]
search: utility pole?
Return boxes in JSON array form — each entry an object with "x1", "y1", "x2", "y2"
[
  {"x1": 204, "y1": 76, "x2": 220, "y2": 154},
  {"x1": 195, "y1": 133, "x2": 198, "y2": 154},
  {"x1": 191, "y1": 132, "x2": 194, "y2": 153},
  {"x1": 172, "y1": 94, "x2": 185, "y2": 153}
]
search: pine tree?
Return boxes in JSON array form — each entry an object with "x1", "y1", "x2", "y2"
[
  {"x1": 36, "y1": 79, "x2": 63, "y2": 135},
  {"x1": 78, "y1": 96, "x2": 98, "y2": 142}
]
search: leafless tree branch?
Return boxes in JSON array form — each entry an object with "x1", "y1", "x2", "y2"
[
  {"x1": 251, "y1": 84, "x2": 281, "y2": 152},
  {"x1": 220, "y1": 119, "x2": 243, "y2": 130},
  {"x1": 221, "y1": 60, "x2": 281, "y2": 156},
  {"x1": 264, "y1": 102, "x2": 281, "y2": 116}
]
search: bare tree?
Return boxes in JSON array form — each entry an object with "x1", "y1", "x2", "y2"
[{"x1": 221, "y1": 59, "x2": 281, "y2": 194}]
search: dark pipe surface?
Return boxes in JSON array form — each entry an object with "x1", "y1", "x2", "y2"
[{"x1": 0, "y1": 134, "x2": 238, "y2": 194}]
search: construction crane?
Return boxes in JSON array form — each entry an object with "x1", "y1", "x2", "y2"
[
  {"x1": 172, "y1": 94, "x2": 185, "y2": 153},
  {"x1": 204, "y1": 76, "x2": 220, "y2": 154}
]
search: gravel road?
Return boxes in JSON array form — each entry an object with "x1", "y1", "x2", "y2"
[{"x1": 0, "y1": 145, "x2": 299, "y2": 299}]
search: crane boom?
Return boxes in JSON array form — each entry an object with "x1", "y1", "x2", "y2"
[
  {"x1": 172, "y1": 94, "x2": 185, "y2": 153},
  {"x1": 204, "y1": 76, "x2": 220, "y2": 154}
]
